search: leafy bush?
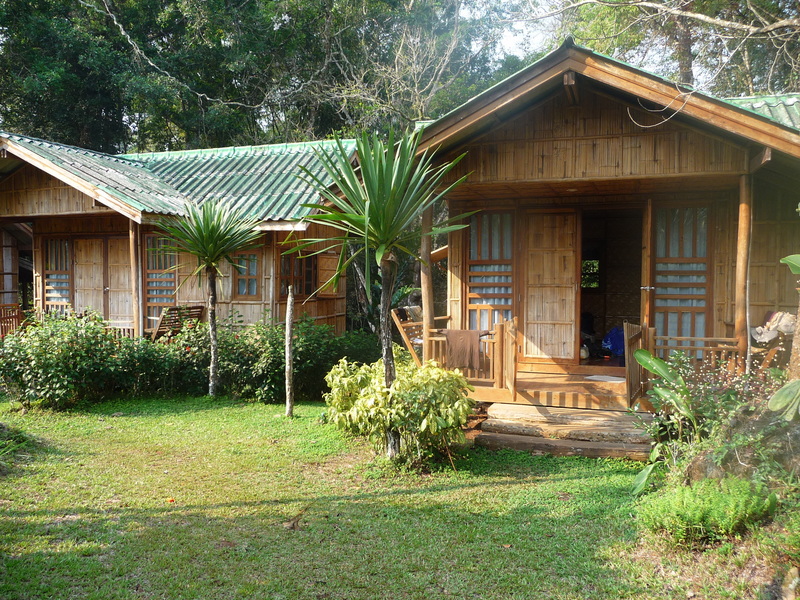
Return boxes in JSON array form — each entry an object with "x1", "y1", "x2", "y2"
[
  {"x1": 324, "y1": 350, "x2": 474, "y2": 462},
  {"x1": 637, "y1": 476, "x2": 777, "y2": 547},
  {"x1": 0, "y1": 311, "x2": 383, "y2": 408},
  {"x1": 632, "y1": 349, "x2": 785, "y2": 493},
  {"x1": 0, "y1": 312, "x2": 125, "y2": 409}
]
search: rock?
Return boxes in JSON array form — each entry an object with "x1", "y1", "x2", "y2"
[{"x1": 782, "y1": 566, "x2": 798, "y2": 600}]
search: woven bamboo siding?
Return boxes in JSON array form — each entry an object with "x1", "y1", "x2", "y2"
[
  {"x1": 749, "y1": 181, "x2": 800, "y2": 324},
  {"x1": 444, "y1": 89, "x2": 746, "y2": 185},
  {"x1": 0, "y1": 165, "x2": 115, "y2": 217}
]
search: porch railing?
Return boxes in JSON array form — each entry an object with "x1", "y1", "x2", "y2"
[
  {"x1": 650, "y1": 333, "x2": 741, "y2": 369},
  {"x1": 0, "y1": 304, "x2": 23, "y2": 337},
  {"x1": 429, "y1": 322, "x2": 506, "y2": 386}
]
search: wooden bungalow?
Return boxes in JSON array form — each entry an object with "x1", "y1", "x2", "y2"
[
  {"x1": 0, "y1": 135, "x2": 351, "y2": 336},
  {"x1": 410, "y1": 39, "x2": 800, "y2": 441}
]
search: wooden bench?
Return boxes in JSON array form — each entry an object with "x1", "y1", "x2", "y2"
[{"x1": 149, "y1": 305, "x2": 206, "y2": 341}]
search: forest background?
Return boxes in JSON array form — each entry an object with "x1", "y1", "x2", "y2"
[{"x1": 1, "y1": 0, "x2": 798, "y2": 155}]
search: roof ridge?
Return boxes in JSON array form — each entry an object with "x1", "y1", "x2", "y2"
[
  {"x1": 725, "y1": 93, "x2": 800, "y2": 102},
  {"x1": 124, "y1": 139, "x2": 355, "y2": 161},
  {"x1": 0, "y1": 130, "x2": 139, "y2": 166}
]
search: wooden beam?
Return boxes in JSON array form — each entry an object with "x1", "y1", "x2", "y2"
[
  {"x1": 734, "y1": 175, "x2": 752, "y2": 368},
  {"x1": 564, "y1": 71, "x2": 579, "y2": 106},
  {"x1": 749, "y1": 146, "x2": 772, "y2": 173},
  {"x1": 129, "y1": 220, "x2": 142, "y2": 337},
  {"x1": 420, "y1": 206, "x2": 434, "y2": 362}
]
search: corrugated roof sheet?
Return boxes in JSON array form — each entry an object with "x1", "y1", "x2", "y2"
[
  {"x1": 0, "y1": 133, "x2": 355, "y2": 222},
  {"x1": 1, "y1": 132, "x2": 188, "y2": 216},
  {"x1": 723, "y1": 94, "x2": 800, "y2": 130},
  {"x1": 124, "y1": 140, "x2": 356, "y2": 222}
]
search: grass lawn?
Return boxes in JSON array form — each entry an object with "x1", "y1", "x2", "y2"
[{"x1": 0, "y1": 396, "x2": 782, "y2": 599}]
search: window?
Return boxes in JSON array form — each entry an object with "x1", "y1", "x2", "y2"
[
  {"x1": 280, "y1": 254, "x2": 317, "y2": 297},
  {"x1": 466, "y1": 212, "x2": 513, "y2": 330},
  {"x1": 44, "y1": 238, "x2": 72, "y2": 312},
  {"x1": 581, "y1": 259, "x2": 601, "y2": 289},
  {"x1": 233, "y1": 252, "x2": 260, "y2": 299},
  {"x1": 144, "y1": 235, "x2": 176, "y2": 327}
]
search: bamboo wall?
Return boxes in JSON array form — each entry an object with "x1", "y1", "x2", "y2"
[
  {"x1": 748, "y1": 179, "x2": 800, "y2": 324},
  {"x1": 0, "y1": 165, "x2": 116, "y2": 218},
  {"x1": 444, "y1": 88, "x2": 747, "y2": 185}
]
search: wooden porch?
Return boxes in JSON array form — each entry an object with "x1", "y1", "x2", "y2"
[{"x1": 411, "y1": 318, "x2": 742, "y2": 409}]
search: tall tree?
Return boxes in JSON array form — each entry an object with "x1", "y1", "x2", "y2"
[
  {"x1": 290, "y1": 129, "x2": 468, "y2": 458},
  {"x1": 159, "y1": 201, "x2": 262, "y2": 397},
  {"x1": 516, "y1": 0, "x2": 800, "y2": 95}
]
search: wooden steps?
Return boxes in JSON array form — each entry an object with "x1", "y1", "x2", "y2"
[
  {"x1": 517, "y1": 373, "x2": 629, "y2": 410},
  {"x1": 473, "y1": 403, "x2": 652, "y2": 461}
]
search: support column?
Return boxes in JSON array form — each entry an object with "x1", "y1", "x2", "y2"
[
  {"x1": 420, "y1": 206, "x2": 434, "y2": 363},
  {"x1": 129, "y1": 220, "x2": 142, "y2": 337},
  {"x1": 734, "y1": 175, "x2": 752, "y2": 369}
]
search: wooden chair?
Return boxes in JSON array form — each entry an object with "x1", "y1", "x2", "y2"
[
  {"x1": 391, "y1": 306, "x2": 449, "y2": 367},
  {"x1": 149, "y1": 305, "x2": 206, "y2": 341}
]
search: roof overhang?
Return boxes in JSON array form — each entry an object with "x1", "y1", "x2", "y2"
[
  {"x1": 418, "y1": 39, "x2": 800, "y2": 162},
  {"x1": 0, "y1": 137, "x2": 144, "y2": 223}
]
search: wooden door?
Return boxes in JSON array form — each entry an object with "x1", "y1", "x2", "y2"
[
  {"x1": 74, "y1": 239, "x2": 104, "y2": 315},
  {"x1": 107, "y1": 238, "x2": 133, "y2": 329},
  {"x1": 522, "y1": 211, "x2": 579, "y2": 363},
  {"x1": 73, "y1": 238, "x2": 134, "y2": 329},
  {"x1": 651, "y1": 206, "x2": 712, "y2": 354}
]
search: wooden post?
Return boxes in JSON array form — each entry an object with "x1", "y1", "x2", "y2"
[
  {"x1": 420, "y1": 206, "x2": 434, "y2": 363},
  {"x1": 734, "y1": 175, "x2": 752, "y2": 371},
  {"x1": 494, "y1": 321, "x2": 505, "y2": 389},
  {"x1": 129, "y1": 220, "x2": 141, "y2": 337},
  {"x1": 285, "y1": 284, "x2": 294, "y2": 418},
  {"x1": 640, "y1": 198, "x2": 653, "y2": 328}
]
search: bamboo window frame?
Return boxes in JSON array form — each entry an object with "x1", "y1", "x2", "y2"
[
  {"x1": 232, "y1": 252, "x2": 261, "y2": 300},
  {"x1": 143, "y1": 234, "x2": 177, "y2": 328},
  {"x1": 43, "y1": 238, "x2": 73, "y2": 313}
]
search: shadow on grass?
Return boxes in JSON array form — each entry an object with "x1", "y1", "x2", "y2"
[{"x1": 0, "y1": 453, "x2": 657, "y2": 600}]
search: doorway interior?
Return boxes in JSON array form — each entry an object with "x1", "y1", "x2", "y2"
[{"x1": 579, "y1": 209, "x2": 643, "y2": 368}]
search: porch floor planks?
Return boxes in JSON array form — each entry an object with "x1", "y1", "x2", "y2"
[
  {"x1": 469, "y1": 372, "x2": 631, "y2": 411},
  {"x1": 472, "y1": 404, "x2": 652, "y2": 461}
]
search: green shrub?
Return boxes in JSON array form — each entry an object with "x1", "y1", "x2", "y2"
[
  {"x1": 0, "y1": 312, "x2": 124, "y2": 409},
  {"x1": 324, "y1": 351, "x2": 475, "y2": 462},
  {"x1": 637, "y1": 476, "x2": 777, "y2": 546},
  {"x1": 0, "y1": 311, "x2": 386, "y2": 408}
]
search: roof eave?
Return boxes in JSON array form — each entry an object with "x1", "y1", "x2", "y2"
[{"x1": 1, "y1": 137, "x2": 144, "y2": 223}]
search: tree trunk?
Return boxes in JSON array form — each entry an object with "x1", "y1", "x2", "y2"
[
  {"x1": 379, "y1": 254, "x2": 400, "y2": 458},
  {"x1": 207, "y1": 267, "x2": 219, "y2": 397},
  {"x1": 285, "y1": 284, "x2": 294, "y2": 418}
]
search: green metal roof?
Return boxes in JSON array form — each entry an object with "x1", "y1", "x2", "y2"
[
  {"x1": 123, "y1": 140, "x2": 356, "y2": 222},
  {"x1": 0, "y1": 133, "x2": 355, "y2": 222},
  {"x1": 723, "y1": 94, "x2": 800, "y2": 131},
  {"x1": 0, "y1": 132, "x2": 188, "y2": 216}
]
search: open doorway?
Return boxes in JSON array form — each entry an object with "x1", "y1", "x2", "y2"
[{"x1": 580, "y1": 209, "x2": 643, "y2": 368}]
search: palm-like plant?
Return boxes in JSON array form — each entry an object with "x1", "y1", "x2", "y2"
[
  {"x1": 291, "y1": 128, "x2": 468, "y2": 458},
  {"x1": 159, "y1": 201, "x2": 262, "y2": 396}
]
